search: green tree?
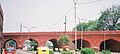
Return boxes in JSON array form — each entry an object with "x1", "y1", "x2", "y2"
[
  {"x1": 9, "y1": 40, "x2": 16, "y2": 47},
  {"x1": 59, "y1": 34, "x2": 70, "y2": 45},
  {"x1": 98, "y1": 5, "x2": 120, "y2": 30},
  {"x1": 75, "y1": 22, "x2": 88, "y2": 31},
  {"x1": 74, "y1": 5, "x2": 120, "y2": 31},
  {"x1": 29, "y1": 40, "x2": 38, "y2": 47},
  {"x1": 29, "y1": 40, "x2": 38, "y2": 51},
  {"x1": 74, "y1": 20, "x2": 98, "y2": 31},
  {"x1": 24, "y1": 40, "x2": 38, "y2": 51},
  {"x1": 85, "y1": 20, "x2": 98, "y2": 31}
]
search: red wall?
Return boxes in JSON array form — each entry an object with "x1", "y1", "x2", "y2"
[{"x1": 2, "y1": 31, "x2": 120, "y2": 50}]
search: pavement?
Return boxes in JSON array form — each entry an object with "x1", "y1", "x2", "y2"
[{"x1": 15, "y1": 49, "x2": 120, "y2": 54}]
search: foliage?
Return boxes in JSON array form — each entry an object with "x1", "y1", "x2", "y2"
[
  {"x1": 49, "y1": 50, "x2": 54, "y2": 54},
  {"x1": 81, "y1": 48, "x2": 95, "y2": 54},
  {"x1": 23, "y1": 40, "x2": 38, "y2": 51},
  {"x1": 59, "y1": 34, "x2": 70, "y2": 45},
  {"x1": 29, "y1": 40, "x2": 38, "y2": 47},
  {"x1": 61, "y1": 51, "x2": 73, "y2": 54},
  {"x1": 85, "y1": 20, "x2": 98, "y2": 31},
  {"x1": 75, "y1": 22, "x2": 88, "y2": 31},
  {"x1": 8, "y1": 40, "x2": 16, "y2": 47},
  {"x1": 74, "y1": 20, "x2": 98, "y2": 31},
  {"x1": 29, "y1": 40, "x2": 38, "y2": 51},
  {"x1": 100, "y1": 50, "x2": 111, "y2": 54},
  {"x1": 74, "y1": 5, "x2": 120, "y2": 31},
  {"x1": 98, "y1": 5, "x2": 120, "y2": 30}
]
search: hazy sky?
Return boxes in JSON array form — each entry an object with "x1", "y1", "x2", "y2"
[{"x1": 0, "y1": 0, "x2": 120, "y2": 32}]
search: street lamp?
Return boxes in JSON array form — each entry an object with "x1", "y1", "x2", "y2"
[
  {"x1": 23, "y1": 26, "x2": 35, "y2": 39},
  {"x1": 78, "y1": 18, "x2": 88, "y2": 49}
]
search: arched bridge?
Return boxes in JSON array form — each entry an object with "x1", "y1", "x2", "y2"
[{"x1": 2, "y1": 31, "x2": 120, "y2": 52}]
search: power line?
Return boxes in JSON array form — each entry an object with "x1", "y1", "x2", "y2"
[
  {"x1": 77, "y1": 0, "x2": 103, "y2": 4},
  {"x1": 73, "y1": 0, "x2": 104, "y2": 52},
  {"x1": 48, "y1": 0, "x2": 103, "y2": 30},
  {"x1": 48, "y1": 5, "x2": 74, "y2": 30}
]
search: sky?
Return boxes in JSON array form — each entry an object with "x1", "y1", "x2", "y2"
[{"x1": 0, "y1": 0, "x2": 120, "y2": 32}]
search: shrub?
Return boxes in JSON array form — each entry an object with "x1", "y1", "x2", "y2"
[
  {"x1": 101, "y1": 50, "x2": 111, "y2": 54},
  {"x1": 61, "y1": 51, "x2": 73, "y2": 54},
  {"x1": 59, "y1": 34, "x2": 70, "y2": 45},
  {"x1": 49, "y1": 50, "x2": 54, "y2": 54},
  {"x1": 81, "y1": 48, "x2": 95, "y2": 54}
]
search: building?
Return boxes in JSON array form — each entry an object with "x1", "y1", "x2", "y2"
[{"x1": 0, "y1": 4, "x2": 4, "y2": 54}]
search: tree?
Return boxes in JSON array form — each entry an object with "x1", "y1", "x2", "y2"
[
  {"x1": 23, "y1": 40, "x2": 38, "y2": 51},
  {"x1": 9, "y1": 40, "x2": 16, "y2": 47},
  {"x1": 59, "y1": 34, "x2": 70, "y2": 45},
  {"x1": 85, "y1": 20, "x2": 98, "y2": 31},
  {"x1": 75, "y1": 22, "x2": 88, "y2": 31},
  {"x1": 98, "y1": 5, "x2": 120, "y2": 30},
  {"x1": 29, "y1": 40, "x2": 37, "y2": 47},
  {"x1": 74, "y1": 5, "x2": 120, "y2": 31},
  {"x1": 29, "y1": 40, "x2": 38, "y2": 51},
  {"x1": 74, "y1": 20, "x2": 98, "y2": 31}
]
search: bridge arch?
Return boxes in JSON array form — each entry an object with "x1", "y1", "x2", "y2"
[
  {"x1": 28, "y1": 38, "x2": 39, "y2": 44},
  {"x1": 49, "y1": 38, "x2": 59, "y2": 51},
  {"x1": 100, "y1": 39, "x2": 120, "y2": 52},
  {"x1": 22, "y1": 38, "x2": 39, "y2": 51},
  {"x1": 4, "y1": 39, "x2": 17, "y2": 49},
  {"x1": 72, "y1": 39, "x2": 91, "y2": 49}
]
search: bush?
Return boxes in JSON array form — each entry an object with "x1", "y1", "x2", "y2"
[
  {"x1": 49, "y1": 50, "x2": 54, "y2": 54},
  {"x1": 101, "y1": 50, "x2": 111, "y2": 54},
  {"x1": 59, "y1": 34, "x2": 70, "y2": 45},
  {"x1": 61, "y1": 51, "x2": 73, "y2": 54},
  {"x1": 81, "y1": 48, "x2": 95, "y2": 54}
]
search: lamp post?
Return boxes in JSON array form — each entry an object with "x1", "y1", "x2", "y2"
[
  {"x1": 78, "y1": 18, "x2": 88, "y2": 49},
  {"x1": 104, "y1": 30, "x2": 106, "y2": 50},
  {"x1": 23, "y1": 26, "x2": 35, "y2": 39}
]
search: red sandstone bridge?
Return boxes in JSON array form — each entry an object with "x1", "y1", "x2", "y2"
[{"x1": 2, "y1": 31, "x2": 120, "y2": 52}]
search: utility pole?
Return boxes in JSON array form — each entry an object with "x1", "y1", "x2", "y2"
[
  {"x1": 81, "y1": 24, "x2": 83, "y2": 49},
  {"x1": 20, "y1": 23, "x2": 22, "y2": 32},
  {"x1": 64, "y1": 16, "x2": 67, "y2": 33},
  {"x1": 104, "y1": 28, "x2": 106, "y2": 50},
  {"x1": 73, "y1": 0, "x2": 77, "y2": 53},
  {"x1": 20, "y1": 23, "x2": 22, "y2": 39},
  {"x1": 19, "y1": 23, "x2": 23, "y2": 48},
  {"x1": 78, "y1": 18, "x2": 80, "y2": 24}
]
